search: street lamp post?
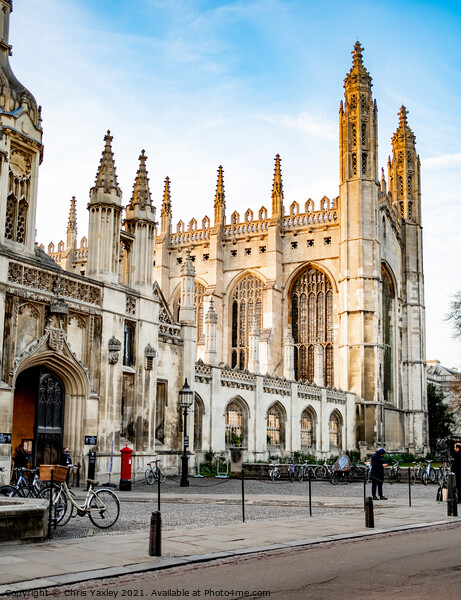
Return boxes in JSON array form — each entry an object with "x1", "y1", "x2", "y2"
[{"x1": 178, "y1": 378, "x2": 194, "y2": 487}]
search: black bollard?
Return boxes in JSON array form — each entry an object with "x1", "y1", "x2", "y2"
[
  {"x1": 157, "y1": 470, "x2": 161, "y2": 512},
  {"x1": 408, "y1": 467, "x2": 412, "y2": 507},
  {"x1": 308, "y1": 469, "x2": 312, "y2": 517},
  {"x1": 365, "y1": 496, "x2": 374, "y2": 528},
  {"x1": 76, "y1": 462, "x2": 81, "y2": 488},
  {"x1": 447, "y1": 473, "x2": 458, "y2": 517},
  {"x1": 149, "y1": 511, "x2": 162, "y2": 556}
]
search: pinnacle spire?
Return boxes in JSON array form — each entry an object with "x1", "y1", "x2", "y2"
[
  {"x1": 67, "y1": 196, "x2": 77, "y2": 233},
  {"x1": 214, "y1": 165, "x2": 225, "y2": 226},
  {"x1": 344, "y1": 40, "x2": 372, "y2": 90},
  {"x1": 271, "y1": 154, "x2": 284, "y2": 217},
  {"x1": 130, "y1": 149, "x2": 152, "y2": 209},
  {"x1": 93, "y1": 131, "x2": 121, "y2": 194},
  {"x1": 161, "y1": 176, "x2": 172, "y2": 217},
  {"x1": 66, "y1": 196, "x2": 77, "y2": 249}
]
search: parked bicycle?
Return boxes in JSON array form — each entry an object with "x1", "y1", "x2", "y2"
[
  {"x1": 268, "y1": 463, "x2": 281, "y2": 482},
  {"x1": 314, "y1": 459, "x2": 333, "y2": 480},
  {"x1": 39, "y1": 466, "x2": 120, "y2": 529},
  {"x1": 287, "y1": 462, "x2": 296, "y2": 483},
  {"x1": 388, "y1": 460, "x2": 402, "y2": 484},
  {"x1": 145, "y1": 459, "x2": 166, "y2": 485},
  {"x1": 0, "y1": 467, "x2": 42, "y2": 498},
  {"x1": 296, "y1": 461, "x2": 316, "y2": 482},
  {"x1": 421, "y1": 460, "x2": 437, "y2": 485}
]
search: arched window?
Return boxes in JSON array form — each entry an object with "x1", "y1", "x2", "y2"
[
  {"x1": 267, "y1": 403, "x2": 285, "y2": 450},
  {"x1": 230, "y1": 275, "x2": 263, "y2": 369},
  {"x1": 382, "y1": 267, "x2": 394, "y2": 404},
  {"x1": 123, "y1": 321, "x2": 135, "y2": 367},
  {"x1": 5, "y1": 194, "x2": 29, "y2": 243},
  {"x1": 301, "y1": 407, "x2": 316, "y2": 451},
  {"x1": 225, "y1": 399, "x2": 247, "y2": 448},
  {"x1": 290, "y1": 266, "x2": 334, "y2": 385},
  {"x1": 194, "y1": 394, "x2": 204, "y2": 452},
  {"x1": 329, "y1": 411, "x2": 342, "y2": 451}
]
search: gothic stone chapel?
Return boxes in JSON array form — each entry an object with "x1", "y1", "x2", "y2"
[{"x1": 0, "y1": 0, "x2": 427, "y2": 479}]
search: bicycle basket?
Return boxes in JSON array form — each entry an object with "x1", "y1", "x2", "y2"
[{"x1": 39, "y1": 465, "x2": 68, "y2": 482}]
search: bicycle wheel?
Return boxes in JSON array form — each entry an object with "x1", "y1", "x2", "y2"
[
  {"x1": 429, "y1": 468, "x2": 436, "y2": 484},
  {"x1": 89, "y1": 489, "x2": 120, "y2": 528},
  {"x1": 288, "y1": 468, "x2": 295, "y2": 483},
  {"x1": 409, "y1": 470, "x2": 416, "y2": 485},
  {"x1": 315, "y1": 465, "x2": 327, "y2": 480},
  {"x1": 330, "y1": 472, "x2": 338, "y2": 485},
  {"x1": 388, "y1": 471, "x2": 395, "y2": 485},
  {"x1": 0, "y1": 485, "x2": 15, "y2": 497},
  {"x1": 39, "y1": 484, "x2": 70, "y2": 525},
  {"x1": 421, "y1": 471, "x2": 428, "y2": 486},
  {"x1": 159, "y1": 470, "x2": 166, "y2": 483},
  {"x1": 145, "y1": 467, "x2": 156, "y2": 485},
  {"x1": 297, "y1": 468, "x2": 304, "y2": 482}
]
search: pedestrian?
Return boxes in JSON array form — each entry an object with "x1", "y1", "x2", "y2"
[
  {"x1": 451, "y1": 442, "x2": 461, "y2": 503},
  {"x1": 370, "y1": 448, "x2": 388, "y2": 500},
  {"x1": 13, "y1": 443, "x2": 29, "y2": 469}
]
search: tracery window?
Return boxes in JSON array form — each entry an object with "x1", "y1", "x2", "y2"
[
  {"x1": 301, "y1": 408, "x2": 316, "y2": 451},
  {"x1": 266, "y1": 404, "x2": 284, "y2": 450},
  {"x1": 5, "y1": 194, "x2": 28, "y2": 243},
  {"x1": 329, "y1": 411, "x2": 342, "y2": 451},
  {"x1": 290, "y1": 266, "x2": 334, "y2": 385},
  {"x1": 225, "y1": 399, "x2": 247, "y2": 448},
  {"x1": 382, "y1": 267, "x2": 394, "y2": 404},
  {"x1": 230, "y1": 275, "x2": 263, "y2": 369}
]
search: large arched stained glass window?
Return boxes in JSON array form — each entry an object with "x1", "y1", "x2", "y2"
[
  {"x1": 290, "y1": 266, "x2": 334, "y2": 385},
  {"x1": 301, "y1": 407, "x2": 316, "y2": 451},
  {"x1": 230, "y1": 275, "x2": 263, "y2": 369}
]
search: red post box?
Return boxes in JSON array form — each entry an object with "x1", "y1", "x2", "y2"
[{"x1": 120, "y1": 445, "x2": 133, "y2": 491}]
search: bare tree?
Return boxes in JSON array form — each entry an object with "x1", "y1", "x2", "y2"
[{"x1": 446, "y1": 291, "x2": 461, "y2": 339}]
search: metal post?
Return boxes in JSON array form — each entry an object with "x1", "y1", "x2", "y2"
[
  {"x1": 447, "y1": 473, "x2": 458, "y2": 517},
  {"x1": 408, "y1": 467, "x2": 412, "y2": 507},
  {"x1": 180, "y1": 406, "x2": 190, "y2": 487},
  {"x1": 76, "y1": 462, "x2": 81, "y2": 488},
  {"x1": 363, "y1": 474, "x2": 366, "y2": 505},
  {"x1": 365, "y1": 496, "x2": 374, "y2": 528},
  {"x1": 148, "y1": 511, "x2": 162, "y2": 556},
  {"x1": 241, "y1": 467, "x2": 245, "y2": 523},
  {"x1": 308, "y1": 469, "x2": 312, "y2": 517},
  {"x1": 157, "y1": 467, "x2": 161, "y2": 511},
  {"x1": 47, "y1": 467, "x2": 54, "y2": 539}
]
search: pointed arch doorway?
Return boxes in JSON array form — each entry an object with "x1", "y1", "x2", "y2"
[{"x1": 12, "y1": 367, "x2": 65, "y2": 466}]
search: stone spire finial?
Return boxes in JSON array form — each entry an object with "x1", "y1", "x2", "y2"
[
  {"x1": 66, "y1": 196, "x2": 77, "y2": 249},
  {"x1": 271, "y1": 154, "x2": 284, "y2": 217},
  {"x1": 344, "y1": 40, "x2": 372, "y2": 90},
  {"x1": 214, "y1": 165, "x2": 225, "y2": 226},
  {"x1": 92, "y1": 131, "x2": 121, "y2": 194},
  {"x1": 129, "y1": 149, "x2": 152, "y2": 209},
  {"x1": 161, "y1": 176, "x2": 171, "y2": 217}
]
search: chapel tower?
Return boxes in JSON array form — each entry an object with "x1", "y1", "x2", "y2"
[
  {"x1": 0, "y1": 0, "x2": 43, "y2": 254},
  {"x1": 338, "y1": 42, "x2": 382, "y2": 443},
  {"x1": 87, "y1": 131, "x2": 122, "y2": 283}
]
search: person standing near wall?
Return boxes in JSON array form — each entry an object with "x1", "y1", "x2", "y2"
[
  {"x1": 451, "y1": 442, "x2": 461, "y2": 503},
  {"x1": 371, "y1": 448, "x2": 388, "y2": 500}
]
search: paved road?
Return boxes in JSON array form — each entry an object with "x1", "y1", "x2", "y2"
[{"x1": 55, "y1": 522, "x2": 461, "y2": 599}]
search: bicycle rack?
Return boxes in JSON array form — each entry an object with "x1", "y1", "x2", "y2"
[{"x1": 215, "y1": 456, "x2": 230, "y2": 478}]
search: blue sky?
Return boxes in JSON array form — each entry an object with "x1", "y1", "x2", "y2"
[{"x1": 9, "y1": 0, "x2": 461, "y2": 368}]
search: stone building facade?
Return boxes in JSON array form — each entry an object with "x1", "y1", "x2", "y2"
[{"x1": 0, "y1": 2, "x2": 427, "y2": 480}]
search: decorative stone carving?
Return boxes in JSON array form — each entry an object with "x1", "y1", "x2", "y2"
[
  {"x1": 144, "y1": 343, "x2": 156, "y2": 370},
  {"x1": 126, "y1": 295, "x2": 136, "y2": 315},
  {"x1": 48, "y1": 327, "x2": 66, "y2": 352},
  {"x1": 108, "y1": 336, "x2": 121, "y2": 365}
]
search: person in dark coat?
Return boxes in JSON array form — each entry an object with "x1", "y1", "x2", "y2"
[
  {"x1": 451, "y1": 442, "x2": 461, "y2": 502},
  {"x1": 370, "y1": 448, "x2": 388, "y2": 500},
  {"x1": 60, "y1": 447, "x2": 73, "y2": 484},
  {"x1": 13, "y1": 444, "x2": 29, "y2": 469}
]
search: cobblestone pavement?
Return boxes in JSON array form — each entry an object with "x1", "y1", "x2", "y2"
[{"x1": 51, "y1": 476, "x2": 439, "y2": 541}]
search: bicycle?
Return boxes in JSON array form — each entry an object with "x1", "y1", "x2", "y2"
[
  {"x1": 388, "y1": 460, "x2": 402, "y2": 484},
  {"x1": 39, "y1": 474, "x2": 120, "y2": 529},
  {"x1": 145, "y1": 459, "x2": 166, "y2": 485},
  {"x1": 314, "y1": 459, "x2": 332, "y2": 480},
  {"x1": 296, "y1": 461, "x2": 316, "y2": 482},
  {"x1": 421, "y1": 460, "x2": 436, "y2": 485},
  {"x1": 268, "y1": 463, "x2": 281, "y2": 482},
  {"x1": 0, "y1": 467, "x2": 42, "y2": 497},
  {"x1": 287, "y1": 462, "x2": 296, "y2": 483}
]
